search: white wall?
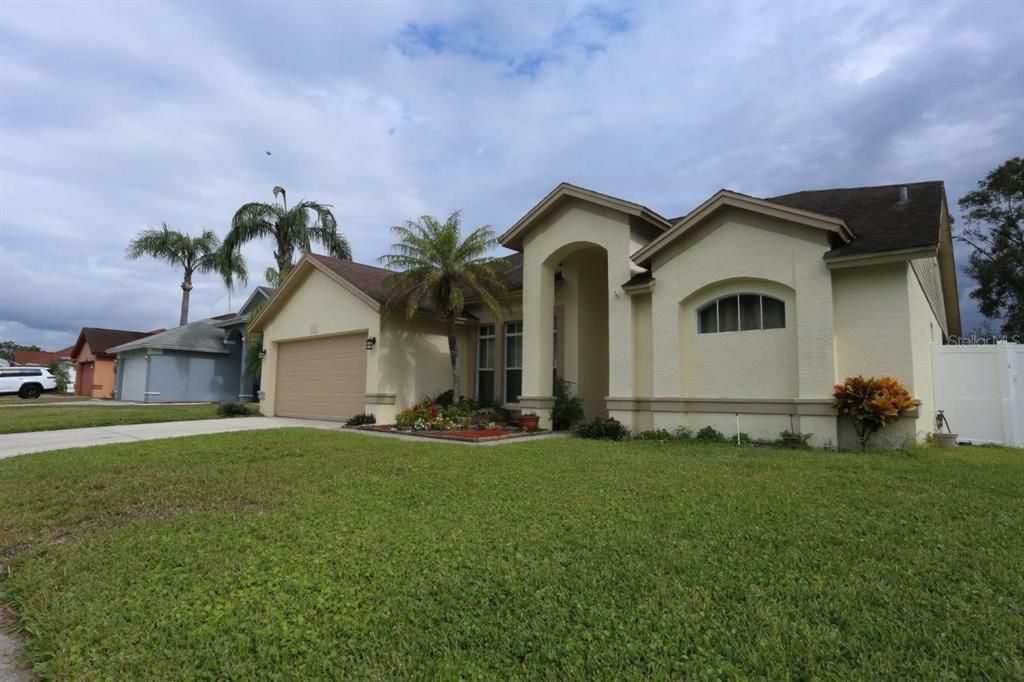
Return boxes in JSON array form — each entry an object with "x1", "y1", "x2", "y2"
[{"x1": 933, "y1": 342, "x2": 1022, "y2": 447}]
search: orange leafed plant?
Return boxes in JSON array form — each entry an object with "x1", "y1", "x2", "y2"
[{"x1": 833, "y1": 376, "x2": 920, "y2": 450}]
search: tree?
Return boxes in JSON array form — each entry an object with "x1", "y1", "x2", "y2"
[
  {"x1": 47, "y1": 360, "x2": 69, "y2": 392},
  {"x1": 126, "y1": 224, "x2": 247, "y2": 326},
  {"x1": 379, "y1": 211, "x2": 506, "y2": 402},
  {"x1": 0, "y1": 341, "x2": 40, "y2": 362},
  {"x1": 225, "y1": 186, "x2": 351, "y2": 281},
  {"x1": 956, "y1": 157, "x2": 1024, "y2": 337}
]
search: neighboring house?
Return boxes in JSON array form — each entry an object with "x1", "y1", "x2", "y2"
[
  {"x1": 71, "y1": 328, "x2": 161, "y2": 398},
  {"x1": 249, "y1": 181, "x2": 960, "y2": 449},
  {"x1": 108, "y1": 287, "x2": 273, "y2": 403},
  {"x1": 13, "y1": 346, "x2": 77, "y2": 392}
]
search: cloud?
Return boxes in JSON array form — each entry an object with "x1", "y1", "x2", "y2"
[{"x1": 0, "y1": 0, "x2": 1020, "y2": 346}]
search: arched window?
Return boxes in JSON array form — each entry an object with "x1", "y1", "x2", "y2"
[{"x1": 697, "y1": 294, "x2": 785, "y2": 334}]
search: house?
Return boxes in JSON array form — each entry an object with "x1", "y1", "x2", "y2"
[
  {"x1": 71, "y1": 328, "x2": 162, "y2": 398},
  {"x1": 249, "y1": 181, "x2": 960, "y2": 449},
  {"x1": 108, "y1": 287, "x2": 273, "y2": 403},
  {"x1": 13, "y1": 346, "x2": 76, "y2": 392}
]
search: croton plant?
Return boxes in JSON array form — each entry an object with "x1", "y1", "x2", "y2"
[{"x1": 833, "y1": 376, "x2": 920, "y2": 450}]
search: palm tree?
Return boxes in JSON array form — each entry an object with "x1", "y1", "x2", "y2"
[
  {"x1": 126, "y1": 224, "x2": 247, "y2": 326},
  {"x1": 225, "y1": 186, "x2": 351, "y2": 280},
  {"x1": 379, "y1": 211, "x2": 506, "y2": 402}
]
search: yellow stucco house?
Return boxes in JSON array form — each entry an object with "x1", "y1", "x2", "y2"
[{"x1": 250, "y1": 180, "x2": 960, "y2": 449}]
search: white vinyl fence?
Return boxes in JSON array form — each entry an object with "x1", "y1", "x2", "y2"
[{"x1": 932, "y1": 342, "x2": 1023, "y2": 447}]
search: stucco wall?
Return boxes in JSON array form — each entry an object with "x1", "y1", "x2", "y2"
[
  {"x1": 258, "y1": 265, "x2": 471, "y2": 423},
  {"x1": 519, "y1": 200, "x2": 639, "y2": 426},
  {"x1": 380, "y1": 315, "x2": 473, "y2": 413},
  {"x1": 92, "y1": 358, "x2": 117, "y2": 399},
  {"x1": 647, "y1": 207, "x2": 837, "y2": 446},
  {"x1": 832, "y1": 262, "x2": 928, "y2": 449},
  {"x1": 679, "y1": 279, "x2": 798, "y2": 399}
]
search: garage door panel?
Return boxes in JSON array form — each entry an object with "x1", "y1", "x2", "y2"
[
  {"x1": 119, "y1": 354, "x2": 147, "y2": 402},
  {"x1": 275, "y1": 334, "x2": 366, "y2": 421}
]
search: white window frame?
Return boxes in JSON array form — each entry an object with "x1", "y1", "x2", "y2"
[
  {"x1": 696, "y1": 293, "x2": 785, "y2": 335},
  {"x1": 504, "y1": 321, "x2": 523, "y2": 404},
  {"x1": 476, "y1": 324, "x2": 496, "y2": 400}
]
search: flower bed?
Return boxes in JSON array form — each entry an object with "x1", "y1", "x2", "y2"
[{"x1": 356, "y1": 424, "x2": 544, "y2": 443}]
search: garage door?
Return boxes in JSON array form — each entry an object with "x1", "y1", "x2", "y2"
[
  {"x1": 275, "y1": 333, "x2": 366, "y2": 420},
  {"x1": 119, "y1": 353, "x2": 148, "y2": 402}
]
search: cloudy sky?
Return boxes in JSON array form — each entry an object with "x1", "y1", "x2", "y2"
[{"x1": 1, "y1": 0, "x2": 1021, "y2": 348}]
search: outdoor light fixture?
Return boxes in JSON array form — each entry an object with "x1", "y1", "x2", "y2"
[
  {"x1": 259, "y1": 348, "x2": 267, "y2": 359},
  {"x1": 365, "y1": 336, "x2": 377, "y2": 351}
]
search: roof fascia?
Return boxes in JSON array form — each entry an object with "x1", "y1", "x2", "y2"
[
  {"x1": 499, "y1": 183, "x2": 672, "y2": 251},
  {"x1": 824, "y1": 245, "x2": 938, "y2": 270},
  {"x1": 632, "y1": 190, "x2": 852, "y2": 265}
]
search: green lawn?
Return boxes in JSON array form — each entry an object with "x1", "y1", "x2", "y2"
[
  {"x1": 1, "y1": 430, "x2": 1022, "y2": 679},
  {"x1": 0, "y1": 404, "x2": 225, "y2": 434},
  {"x1": 0, "y1": 393, "x2": 90, "y2": 406}
]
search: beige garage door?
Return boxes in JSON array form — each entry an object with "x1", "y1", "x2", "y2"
[{"x1": 275, "y1": 333, "x2": 366, "y2": 420}]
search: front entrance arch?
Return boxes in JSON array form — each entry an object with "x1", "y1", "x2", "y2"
[{"x1": 553, "y1": 244, "x2": 609, "y2": 418}]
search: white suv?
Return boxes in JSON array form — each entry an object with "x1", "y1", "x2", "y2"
[{"x1": 0, "y1": 367, "x2": 59, "y2": 399}]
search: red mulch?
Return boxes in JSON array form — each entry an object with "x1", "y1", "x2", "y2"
[{"x1": 354, "y1": 424, "x2": 544, "y2": 443}]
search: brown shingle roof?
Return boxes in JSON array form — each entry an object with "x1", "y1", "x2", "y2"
[
  {"x1": 310, "y1": 252, "x2": 526, "y2": 302},
  {"x1": 310, "y1": 255, "x2": 395, "y2": 302},
  {"x1": 73, "y1": 327, "x2": 163, "y2": 358},
  {"x1": 767, "y1": 181, "x2": 945, "y2": 258}
]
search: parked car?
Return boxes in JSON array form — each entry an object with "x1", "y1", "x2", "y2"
[{"x1": 0, "y1": 367, "x2": 58, "y2": 398}]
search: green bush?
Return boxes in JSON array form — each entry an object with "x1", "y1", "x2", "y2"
[
  {"x1": 777, "y1": 430, "x2": 812, "y2": 449},
  {"x1": 574, "y1": 416, "x2": 629, "y2": 441},
  {"x1": 216, "y1": 402, "x2": 256, "y2": 418},
  {"x1": 694, "y1": 426, "x2": 726, "y2": 443},
  {"x1": 632, "y1": 429, "x2": 675, "y2": 441},
  {"x1": 345, "y1": 413, "x2": 376, "y2": 426},
  {"x1": 551, "y1": 378, "x2": 584, "y2": 430},
  {"x1": 674, "y1": 426, "x2": 694, "y2": 441}
]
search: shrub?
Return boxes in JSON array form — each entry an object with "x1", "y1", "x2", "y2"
[
  {"x1": 574, "y1": 416, "x2": 629, "y2": 441},
  {"x1": 674, "y1": 426, "x2": 694, "y2": 441},
  {"x1": 47, "y1": 361, "x2": 70, "y2": 393},
  {"x1": 632, "y1": 429, "x2": 675, "y2": 441},
  {"x1": 694, "y1": 426, "x2": 726, "y2": 443},
  {"x1": 421, "y1": 389, "x2": 455, "y2": 407},
  {"x1": 217, "y1": 402, "x2": 255, "y2": 417},
  {"x1": 833, "y1": 376, "x2": 919, "y2": 450},
  {"x1": 552, "y1": 378, "x2": 585, "y2": 430},
  {"x1": 778, "y1": 430, "x2": 812, "y2": 449},
  {"x1": 345, "y1": 413, "x2": 376, "y2": 426}
]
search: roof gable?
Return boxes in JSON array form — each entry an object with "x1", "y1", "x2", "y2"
[
  {"x1": 72, "y1": 327, "x2": 161, "y2": 358},
  {"x1": 632, "y1": 189, "x2": 852, "y2": 265},
  {"x1": 248, "y1": 255, "x2": 383, "y2": 332},
  {"x1": 500, "y1": 182, "x2": 672, "y2": 252},
  {"x1": 237, "y1": 286, "x2": 275, "y2": 317}
]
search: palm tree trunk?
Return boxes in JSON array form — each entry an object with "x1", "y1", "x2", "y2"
[
  {"x1": 179, "y1": 274, "x2": 193, "y2": 326},
  {"x1": 447, "y1": 316, "x2": 460, "y2": 403}
]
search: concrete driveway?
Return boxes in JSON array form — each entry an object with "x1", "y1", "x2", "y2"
[{"x1": 0, "y1": 417, "x2": 345, "y2": 459}]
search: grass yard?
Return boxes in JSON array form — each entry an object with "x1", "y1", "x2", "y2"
[
  {"x1": 0, "y1": 394, "x2": 90, "y2": 406},
  {"x1": 0, "y1": 403, "x2": 225, "y2": 434},
  {"x1": 1, "y1": 430, "x2": 1022, "y2": 679}
]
